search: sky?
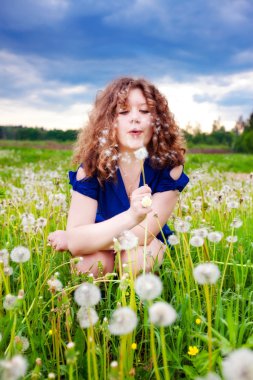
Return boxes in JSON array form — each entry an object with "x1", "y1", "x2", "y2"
[{"x1": 0, "y1": 0, "x2": 253, "y2": 132}]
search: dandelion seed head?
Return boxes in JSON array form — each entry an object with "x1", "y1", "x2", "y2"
[
  {"x1": 74, "y1": 282, "x2": 101, "y2": 307},
  {"x1": 4, "y1": 266, "x2": 13, "y2": 276},
  {"x1": 110, "y1": 361, "x2": 118, "y2": 368},
  {"x1": 222, "y1": 348, "x2": 253, "y2": 380},
  {"x1": 192, "y1": 228, "x2": 209, "y2": 238},
  {"x1": 10, "y1": 246, "x2": 31, "y2": 263},
  {"x1": 108, "y1": 307, "x2": 137, "y2": 335},
  {"x1": 207, "y1": 231, "x2": 223, "y2": 243},
  {"x1": 193, "y1": 263, "x2": 220, "y2": 285},
  {"x1": 14, "y1": 336, "x2": 29, "y2": 353},
  {"x1": 174, "y1": 219, "x2": 191, "y2": 233},
  {"x1": 3, "y1": 294, "x2": 18, "y2": 310},
  {"x1": 0, "y1": 249, "x2": 9, "y2": 265},
  {"x1": 230, "y1": 218, "x2": 243, "y2": 228},
  {"x1": 36, "y1": 217, "x2": 47, "y2": 228},
  {"x1": 47, "y1": 277, "x2": 63, "y2": 293},
  {"x1": 135, "y1": 273, "x2": 162, "y2": 301},
  {"x1": 168, "y1": 234, "x2": 179, "y2": 246},
  {"x1": 190, "y1": 236, "x2": 204, "y2": 247},
  {"x1": 149, "y1": 301, "x2": 177, "y2": 327},
  {"x1": 77, "y1": 307, "x2": 99, "y2": 328},
  {"x1": 0, "y1": 354, "x2": 28, "y2": 380},
  {"x1": 134, "y1": 147, "x2": 148, "y2": 161},
  {"x1": 117, "y1": 230, "x2": 139, "y2": 250},
  {"x1": 226, "y1": 236, "x2": 238, "y2": 243}
]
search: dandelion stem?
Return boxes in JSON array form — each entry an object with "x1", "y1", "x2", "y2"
[
  {"x1": 150, "y1": 323, "x2": 161, "y2": 380},
  {"x1": 160, "y1": 326, "x2": 170, "y2": 380},
  {"x1": 204, "y1": 284, "x2": 213, "y2": 371}
]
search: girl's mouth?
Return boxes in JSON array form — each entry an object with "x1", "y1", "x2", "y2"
[{"x1": 128, "y1": 130, "x2": 143, "y2": 137}]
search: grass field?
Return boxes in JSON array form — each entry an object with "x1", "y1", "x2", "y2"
[{"x1": 0, "y1": 146, "x2": 253, "y2": 379}]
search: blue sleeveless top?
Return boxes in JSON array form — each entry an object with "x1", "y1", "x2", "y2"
[{"x1": 69, "y1": 159, "x2": 189, "y2": 243}]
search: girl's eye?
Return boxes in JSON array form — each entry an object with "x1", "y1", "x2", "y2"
[
  {"x1": 118, "y1": 110, "x2": 129, "y2": 115},
  {"x1": 140, "y1": 110, "x2": 149, "y2": 114}
]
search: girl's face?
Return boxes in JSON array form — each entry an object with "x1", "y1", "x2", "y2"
[{"x1": 115, "y1": 88, "x2": 153, "y2": 153}]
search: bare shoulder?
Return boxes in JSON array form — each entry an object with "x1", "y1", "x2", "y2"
[
  {"x1": 170, "y1": 165, "x2": 183, "y2": 180},
  {"x1": 76, "y1": 167, "x2": 86, "y2": 180}
]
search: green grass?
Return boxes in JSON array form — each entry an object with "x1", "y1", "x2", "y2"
[{"x1": 0, "y1": 147, "x2": 253, "y2": 379}]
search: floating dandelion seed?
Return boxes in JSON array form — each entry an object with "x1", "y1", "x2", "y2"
[
  {"x1": 3, "y1": 294, "x2": 18, "y2": 310},
  {"x1": 77, "y1": 307, "x2": 99, "y2": 328},
  {"x1": 117, "y1": 230, "x2": 139, "y2": 250},
  {"x1": 109, "y1": 307, "x2": 138, "y2": 335},
  {"x1": 0, "y1": 354, "x2": 28, "y2": 380},
  {"x1": 222, "y1": 348, "x2": 253, "y2": 380},
  {"x1": 193, "y1": 263, "x2": 220, "y2": 285},
  {"x1": 226, "y1": 236, "x2": 238, "y2": 243},
  {"x1": 207, "y1": 231, "x2": 223, "y2": 243},
  {"x1": 74, "y1": 282, "x2": 101, "y2": 307},
  {"x1": 149, "y1": 301, "x2": 177, "y2": 327},
  {"x1": 134, "y1": 147, "x2": 148, "y2": 161},
  {"x1": 190, "y1": 236, "x2": 204, "y2": 247},
  {"x1": 230, "y1": 218, "x2": 243, "y2": 228},
  {"x1": 168, "y1": 234, "x2": 179, "y2": 246},
  {"x1": 135, "y1": 273, "x2": 162, "y2": 301},
  {"x1": 10, "y1": 246, "x2": 30, "y2": 263}
]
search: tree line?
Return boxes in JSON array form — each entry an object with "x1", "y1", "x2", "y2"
[{"x1": 1, "y1": 111, "x2": 253, "y2": 152}]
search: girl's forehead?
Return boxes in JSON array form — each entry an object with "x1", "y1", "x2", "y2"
[{"x1": 118, "y1": 88, "x2": 147, "y2": 105}]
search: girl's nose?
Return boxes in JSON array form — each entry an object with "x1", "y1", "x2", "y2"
[{"x1": 130, "y1": 108, "x2": 140, "y2": 123}]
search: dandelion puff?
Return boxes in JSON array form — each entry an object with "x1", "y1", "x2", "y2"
[
  {"x1": 230, "y1": 218, "x2": 243, "y2": 228},
  {"x1": 134, "y1": 147, "x2": 148, "y2": 160},
  {"x1": 149, "y1": 301, "x2": 177, "y2": 327},
  {"x1": 135, "y1": 273, "x2": 162, "y2": 301},
  {"x1": 226, "y1": 236, "x2": 238, "y2": 243},
  {"x1": 4, "y1": 266, "x2": 13, "y2": 276},
  {"x1": 10, "y1": 246, "x2": 31, "y2": 263},
  {"x1": 47, "y1": 277, "x2": 63, "y2": 293},
  {"x1": 192, "y1": 227, "x2": 209, "y2": 238},
  {"x1": 193, "y1": 263, "x2": 220, "y2": 285},
  {"x1": 190, "y1": 236, "x2": 204, "y2": 247},
  {"x1": 14, "y1": 336, "x2": 30, "y2": 353},
  {"x1": 77, "y1": 307, "x2": 99, "y2": 328},
  {"x1": 108, "y1": 307, "x2": 138, "y2": 335},
  {"x1": 168, "y1": 234, "x2": 179, "y2": 246},
  {"x1": 207, "y1": 231, "x2": 223, "y2": 243},
  {"x1": 3, "y1": 294, "x2": 18, "y2": 310},
  {"x1": 36, "y1": 217, "x2": 47, "y2": 228},
  {"x1": 117, "y1": 230, "x2": 139, "y2": 250},
  {"x1": 174, "y1": 219, "x2": 191, "y2": 233},
  {"x1": 0, "y1": 249, "x2": 9, "y2": 266},
  {"x1": 222, "y1": 348, "x2": 253, "y2": 380},
  {"x1": 0, "y1": 354, "x2": 28, "y2": 380},
  {"x1": 74, "y1": 282, "x2": 101, "y2": 307},
  {"x1": 226, "y1": 200, "x2": 239, "y2": 209}
]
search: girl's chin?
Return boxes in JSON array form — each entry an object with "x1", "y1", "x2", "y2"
[{"x1": 120, "y1": 143, "x2": 146, "y2": 152}]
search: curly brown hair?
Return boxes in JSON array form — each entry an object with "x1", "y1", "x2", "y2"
[{"x1": 73, "y1": 77, "x2": 186, "y2": 183}]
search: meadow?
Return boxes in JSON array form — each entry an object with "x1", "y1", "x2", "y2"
[{"x1": 0, "y1": 145, "x2": 253, "y2": 379}]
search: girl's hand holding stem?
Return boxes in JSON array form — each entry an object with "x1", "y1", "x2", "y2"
[{"x1": 128, "y1": 185, "x2": 152, "y2": 224}]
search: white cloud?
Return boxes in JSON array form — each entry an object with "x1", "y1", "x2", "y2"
[{"x1": 156, "y1": 71, "x2": 253, "y2": 131}]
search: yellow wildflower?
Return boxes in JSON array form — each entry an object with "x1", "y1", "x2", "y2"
[
  {"x1": 195, "y1": 318, "x2": 201, "y2": 325},
  {"x1": 131, "y1": 343, "x2": 137, "y2": 350},
  {"x1": 48, "y1": 330, "x2": 53, "y2": 336},
  {"x1": 188, "y1": 346, "x2": 199, "y2": 356}
]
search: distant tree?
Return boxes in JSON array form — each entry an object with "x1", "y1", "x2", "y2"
[{"x1": 233, "y1": 112, "x2": 253, "y2": 152}]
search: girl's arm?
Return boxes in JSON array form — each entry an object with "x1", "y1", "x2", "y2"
[
  {"x1": 130, "y1": 165, "x2": 183, "y2": 244},
  {"x1": 66, "y1": 186, "x2": 152, "y2": 256}
]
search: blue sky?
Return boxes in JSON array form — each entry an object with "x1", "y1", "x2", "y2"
[{"x1": 1, "y1": 0, "x2": 253, "y2": 132}]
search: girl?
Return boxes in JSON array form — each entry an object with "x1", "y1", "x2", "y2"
[{"x1": 48, "y1": 77, "x2": 189, "y2": 276}]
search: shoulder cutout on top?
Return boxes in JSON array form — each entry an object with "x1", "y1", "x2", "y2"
[
  {"x1": 169, "y1": 165, "x2": 183, "y2": 180},
  {"x1": 76, "y1": 167, "x2": 86, "y2": 181}
]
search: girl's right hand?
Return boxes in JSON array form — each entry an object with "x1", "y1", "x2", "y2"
[{"x1": 128, "y1": 185, "x2": 152, "y2": 224}]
